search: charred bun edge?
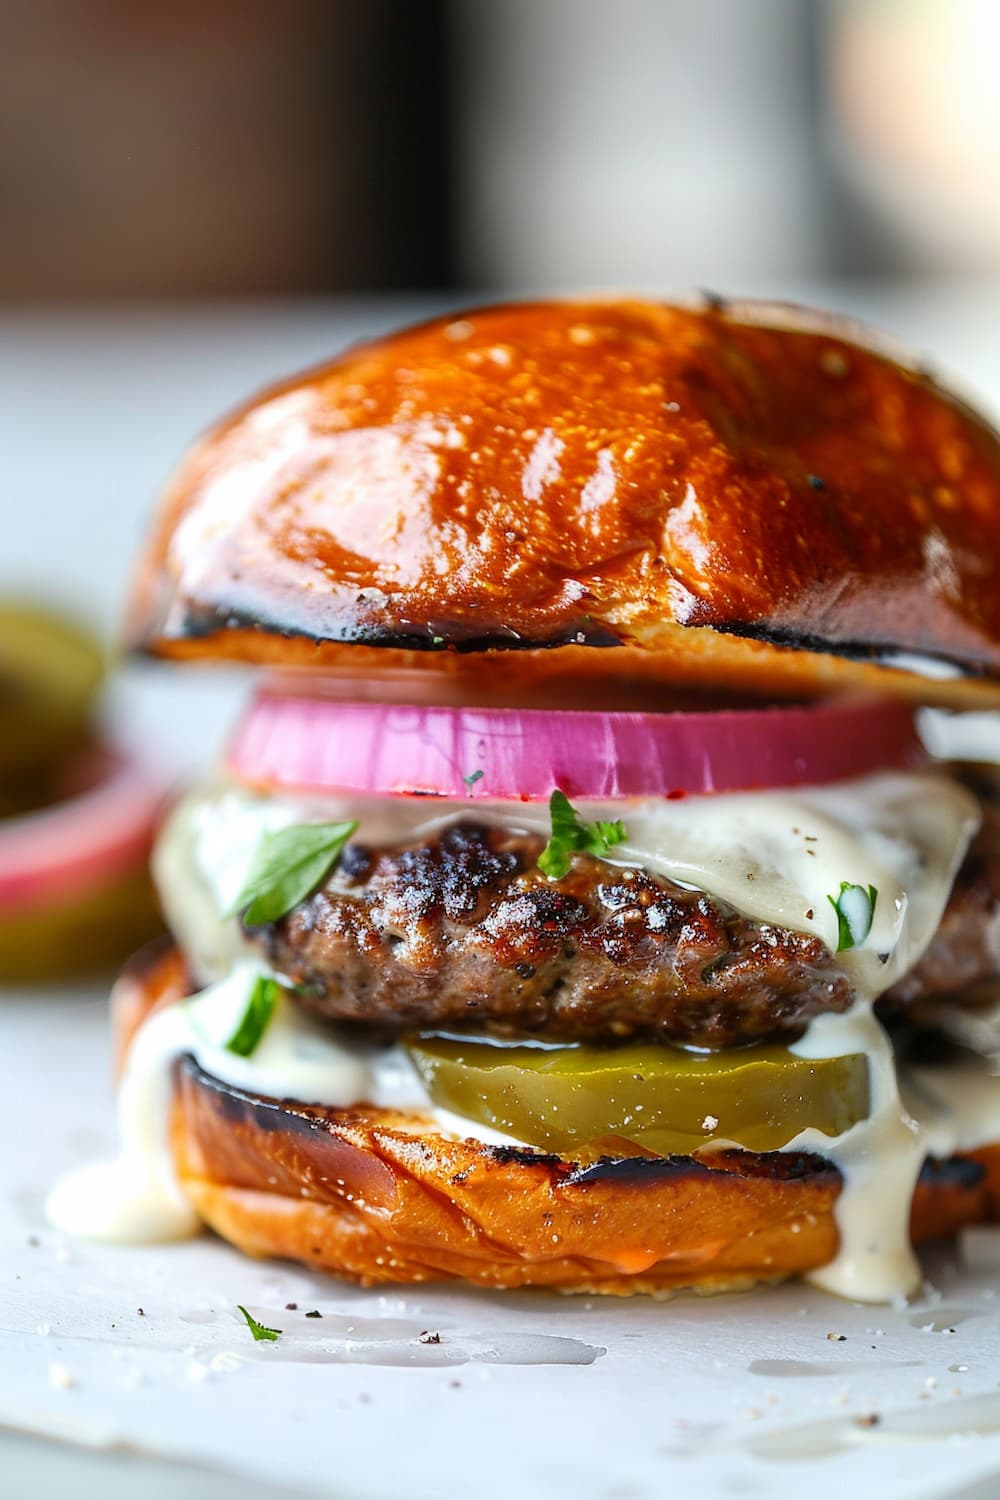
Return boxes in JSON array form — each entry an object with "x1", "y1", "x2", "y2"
[
  {"x1": 175, "y1": 599, "x2": 624, "y2": 654},
  {"x1": 177, "y1": 596, "x2": 985, "y2": 678},
  {"x1": 118, "y1": 945, "x2": 1000, "y2": 1295}
]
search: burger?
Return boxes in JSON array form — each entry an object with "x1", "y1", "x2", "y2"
[{"x1": 48, "y1": 297, "x2": 1000, "y2": 1302}]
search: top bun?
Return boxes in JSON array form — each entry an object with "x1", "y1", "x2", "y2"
[{"x1": 127, "y1": 297, "x2": 1000, "y2": 707}]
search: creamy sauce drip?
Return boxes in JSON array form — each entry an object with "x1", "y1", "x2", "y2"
[
  {"x1": 45, "y1": 963, "x2": 445, "y2": 1244},
  {"x1": 51, "y1": 765, "x2": 1000, "y2": 1301},
  {"x1": 790, "y1": 1006, "x2": 924, "y2": 1300}
]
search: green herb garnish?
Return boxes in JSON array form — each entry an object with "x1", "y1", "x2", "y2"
[
  {"x1": 538, "y1": 790, "x2": 627, "y2": 879},
  {"x1": 462, "y1": 769, "x2": 485, "y2": 790},
  {"x1": 225, "y1": 975, "x2": 279, "y2": 1056},
  {"x1": 237, "y1": 1305, "x2": 281, "y2": 1343},
  {"x1": 229, "y1": 821, "x2": 359, "y2": 925},
  {"x1": 827, "y1": 881, "x2": 878, "y2": 952}
]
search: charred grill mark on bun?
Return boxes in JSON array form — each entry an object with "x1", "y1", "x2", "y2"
[{"x1": 177, "y1": 600, "x2": 624, "y2": 654}]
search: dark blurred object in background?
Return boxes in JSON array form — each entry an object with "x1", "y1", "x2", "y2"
[
  {"x1": 0, "y1": 0, "x2": 455, "y2": 298},
  {"x1": 0, "y1": 0, "x2": 998, "y2": 299}
]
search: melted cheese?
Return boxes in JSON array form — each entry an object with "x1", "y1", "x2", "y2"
[{"x1": 51, "y1": 766, "x2": 1000, "y2": 1302}]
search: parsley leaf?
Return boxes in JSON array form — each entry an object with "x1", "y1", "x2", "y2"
[
  {"x1": 827, "y1": 881, "x2": 878, "y2": 952},
  {"x1": 228, "y1": 821, "x2": 359, "y2": 925},
  {"x1": 225, "y1": 975, "x2": 279, "y2": 1057},
  {"x1": 538, "y1": 790, "x2": 628, "y2": 879},
  {"x1": 237, "y1": 1305, "x2": 281, "y2": 1342},
  {"x1": 462, "y1": 769, "x2": 485, "y2": 790}
]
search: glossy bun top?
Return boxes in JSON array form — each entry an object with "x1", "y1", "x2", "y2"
[{"x1": 127, "y1": 297, "x2": 1000, "y2": 706}]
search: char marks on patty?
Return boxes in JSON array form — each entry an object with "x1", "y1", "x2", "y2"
[{"x1": 249, "y1": 822, "x2": 854, "y2": 1048}]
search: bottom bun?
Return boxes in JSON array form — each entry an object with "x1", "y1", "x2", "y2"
[{"x1": 114, "y1": 943, "x2": 1000, "y2": 1296}]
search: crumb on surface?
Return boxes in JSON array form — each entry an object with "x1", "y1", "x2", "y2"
[{"x1": 48, "y1": 1362, "x2": 73, "y2": 1391}]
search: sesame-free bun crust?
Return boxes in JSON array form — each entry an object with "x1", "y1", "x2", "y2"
[
  {"x1": 116, "y1": 943, "x2": 1000, "y2": 1294},
  {"x1": 127, "y1": 297, "x2": 1000, "y2": 707}
]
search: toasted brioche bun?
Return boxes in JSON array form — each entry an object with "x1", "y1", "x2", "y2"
[
  {"x1": 114, "y1": 942, "x2": 1000, "y2": 1295},
  {"x1": 127, "y1": 297, "x2": 1000, "y2": 709}
]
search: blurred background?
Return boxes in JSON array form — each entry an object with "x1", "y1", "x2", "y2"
[
  {"x1": 3, "y1": 0, "x2": 1000, "y2": 977},
  {"x1": 5, "y1": 0, "x2": 1000, "y2": 300}
]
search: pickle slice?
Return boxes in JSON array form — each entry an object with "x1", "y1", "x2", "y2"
[
  {"x1": 407, "y1": 1036, "x2": 870, "y2": 1155},
  {"x1": 0, "y1": 603, "x2": 104, "y2": 781},
  {"x1": 0, "y1": 865, "x2": 162, "y2": 984}
]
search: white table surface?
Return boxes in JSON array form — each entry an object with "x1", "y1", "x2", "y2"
[{"x1": 4, "y1": 284, "x2": 1000, "y2": 1500}]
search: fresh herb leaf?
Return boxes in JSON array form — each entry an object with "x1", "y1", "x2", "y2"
[
  {"x1": 237, "y1": 1305, "x2": 281, "y2": 1342},
  {"x1": 538, "y1": 790, "x2": 628, "y2": 879},
  {"x1": 225, "y1": 975, "x2": 279, "y2": 1057},
  {"x1": 229, "y1": 821, "x2": 359, "y2": 925},
  {"x1": 462, "y1": 769, "x2": 485, "y2": 790},
  {"x1": 827, "y1": 881, "x2": 878, "y2": 952}
]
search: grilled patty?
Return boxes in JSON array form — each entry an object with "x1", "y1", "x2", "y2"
[{"x1": 251, "y1": 821, "x2": 854, "y2": 1048}]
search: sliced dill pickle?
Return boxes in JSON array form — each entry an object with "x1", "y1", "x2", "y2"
[
  {"x1": 0, "y1": 603, "x2": 104, "y2": 781},
  {"x1": 406, "y1": 1037, "x2": 870, "y2": 1155}
]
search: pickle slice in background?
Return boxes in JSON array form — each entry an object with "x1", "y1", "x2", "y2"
[
  {"x1": 0, "y1": 866, "x2": 162, "y2": 983},
  {"x1": 0, "y1": 602, "x2": 104, "y2": 785},
  {"x1": 407, "y1": 1036, "x2": 870, "y2": 1155}
]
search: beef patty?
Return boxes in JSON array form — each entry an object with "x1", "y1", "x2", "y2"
[{"x1": 250, "y1": 821, "x2": 854, "y2": 1048}]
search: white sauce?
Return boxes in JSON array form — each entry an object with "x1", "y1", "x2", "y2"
[
  {"x1": 45, "y1": 963, "x2": 440, "y2": 1244},
  {"x1": 876, "y1": 650, "x2": 965, "y2": 682},
  {"x1": 51, "y1": 763, "x2": 1000, "y2": 1302},
  {"x1": 790, "y1": 1005, "x2": 924, "y2": 1300},
  {"x1": 920, "y1": 707, "x2": 1000, "y2": 765}
]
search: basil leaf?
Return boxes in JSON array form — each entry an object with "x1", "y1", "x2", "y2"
[
  {"x1": 538, "y1": 790, "x2": 628, "y2": 879},
  {"x1": 827, "y1": 881, "x2": 878, "y2": 952},
  {"x1": 237, "y1": 1305, "x2": 281, "y2": 1343},
  {"x1": 225, "y1": 975, "x2": 279, "y2": 1057},
  {"x1": 229, "y1": 821, "x2": 359, "y2": 925}
]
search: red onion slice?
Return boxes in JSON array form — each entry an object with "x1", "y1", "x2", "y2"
[{"x1": 226, "y1": 694, "x2": 926, "y2": 802}]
